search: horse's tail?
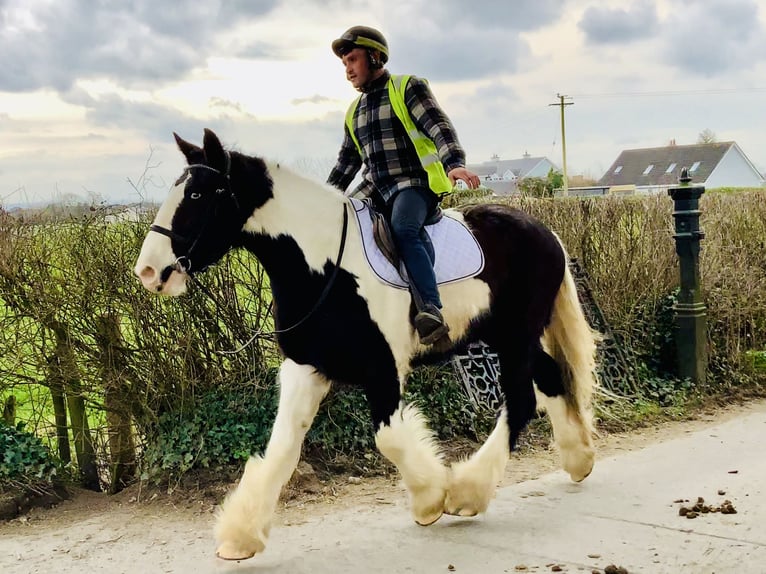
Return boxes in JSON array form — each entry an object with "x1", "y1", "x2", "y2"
[{"x1": 542, "y1": 240, "x2": 600, "y2": 436}]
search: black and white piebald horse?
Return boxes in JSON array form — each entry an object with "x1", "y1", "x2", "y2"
[{"x1": 134, "y1": 129, "x2": 599, "y2": 561}]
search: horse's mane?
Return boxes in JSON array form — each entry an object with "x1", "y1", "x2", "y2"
[
  {"x1": 262, "y1": 160, "x2": 340, "y2": 200},
  {"x1": 237, "y1": 151, "x2": 345, "y2": 246}
]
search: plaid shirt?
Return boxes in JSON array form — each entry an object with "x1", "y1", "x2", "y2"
[{"x1": 327, "y1": 71, "x2": 466, "y2": 205}]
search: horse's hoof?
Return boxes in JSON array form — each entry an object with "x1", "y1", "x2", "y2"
[
  {"x1": 562, "y1": 448, "x2": 595, "y2": 483},
  {"x1": 443, "y1": 466, "x2": 493, "y2": 518},
  {"x1": 411, "y1": 485, "x2": 447, "y2": 526},
  {"x1": 215, "y1": 541, "x2": 260, "y2": 561},
  {"x1": 444, "y1": 493, "x2": 485, "y2": 517},
  {"x1": 570, "y1": 465, "x2": 593, "y2": 483},
  {"x1": 415, "y1": 509, "x2": 444, "y2": 526},
  {"x1": 443, "y1": 505, "x2": 479, "y2": 517}
]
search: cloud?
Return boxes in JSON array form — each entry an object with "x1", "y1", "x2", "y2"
[
  {"x1": 216, "y1": 0, "x2": 278, "y2": 20},
  {"x1": 428, "y1": 0, "x2": 561, "y2": 30},
  {"x1": 209, "y1": 97, "x2": 246, "y2": 114},
  {"x1": 3, "y1": 0, "x2": 766, "y2": 205},
  {"x1": 234, "y1": 41, "x2": 287, "y2": 60},
  {"x1": 576, "y1": 0, "x2": 766, "y2": 77},
  {"x1": 81, "y1": 94, "x2": 211, "y2": 142},
  {"x1": 661, "y1": 0, "x2": 766, "y2": 76},
  {"x1": 292, "y1": 94, "x2": 336, "y2": 106},
  {"x1": 60, "y1": 86, "x2": 97, "y2": 107},
  {"x1": 1, "y1": 0, "x2": 565, "y2": 91},
  {"x1": 386, "y1": 29, "x2": 530, "y2": 81},
  {"x1": 372, "y1": 0, "x2": 563, "y2": 81},
  {"x1": 0, "y1": 82, "x2": 345, "y2": 203},
  {"x1": 0, "y1": 0, "x2": 280, "y2": 92},
  {"x1": 579, "y1": 1, "x2": 659, "y2": 45}
]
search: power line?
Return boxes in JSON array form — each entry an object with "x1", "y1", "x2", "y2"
[{"x1": 572, "y1": 87, "x2": 766, "y2": 99}]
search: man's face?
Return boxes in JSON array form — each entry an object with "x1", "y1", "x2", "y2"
[{"x1": 341, "y1": 47, "x2": 372, "y2": 89}]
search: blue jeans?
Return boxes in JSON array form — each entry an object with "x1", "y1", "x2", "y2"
[{"x1": 388, "y1": 187, "x2": 441, "y2": 308}]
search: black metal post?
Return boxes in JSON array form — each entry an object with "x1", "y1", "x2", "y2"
[{"x1": 668, "y1": 168, "x2": 707, "y2": 385}]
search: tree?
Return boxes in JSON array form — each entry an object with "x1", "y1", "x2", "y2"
[
  {"x1": 697, "y1": 129, "x2": 717, "y2": 144},
  {"x1": 517, "y1": 168, "x2": 564, "y2": 198}
]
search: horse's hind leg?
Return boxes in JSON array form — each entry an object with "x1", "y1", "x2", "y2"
[
  {"x1": 534, "y1": 258, "x2": 598, "y2": 481},
  {"x1": 369, "y1": 378, "x2": 449, "y2": 526},
  {"x1": 534, "y1": 341, "x2": 595, "y2": 482},
  {"x1": 214, "y1": 359, "x2": 330, "y2": 560},
  {"x1": 445, "y1": 339, "x2": 536, "y2": 517}
]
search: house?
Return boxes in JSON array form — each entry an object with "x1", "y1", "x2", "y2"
[
  {"x1": 598, "y1": 141, "x2": 765, "y2": 193},
  {"x1": 467, "y1": 153, "x2": 560, "y2": 196}
]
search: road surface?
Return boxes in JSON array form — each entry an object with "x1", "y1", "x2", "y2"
[{"x1": 2, "y1": 401, "x2": 765, "y2": 573}]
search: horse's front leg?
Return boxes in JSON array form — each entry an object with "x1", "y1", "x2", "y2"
[
  {"x1": 214, "y1": 359, "x2": 330, "y2": 560},
  {"x1": 371, "y1": 385, "x2": 449, "y2": 526}
]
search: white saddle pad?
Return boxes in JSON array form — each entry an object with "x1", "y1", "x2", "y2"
[{"x1": 349, "y1": 198, "x2": 485, "y2": 290}]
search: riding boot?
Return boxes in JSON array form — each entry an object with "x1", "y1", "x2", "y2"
[
  {"x1": 414, "y1": 303, "x2": 450, "y2": 345},
  {"x1": 404, "y1": 272, "x2": 450, "y2": 345},
  {"x1": 388, "y1": 187, "x2": 450, "y2": 346}
]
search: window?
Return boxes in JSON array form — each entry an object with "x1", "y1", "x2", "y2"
[
  {"x1": 642, "y1": 164, "x2": 654, "y2": 175},
  {"x1": 689, "y1": 161, "x2": 701, "y2": 172},
  {"x1": 614, "y1": 165, "x2": 623, "y2": 174},
  {"x1": 665, "y1": 162, "x2": 677, "y2": 174}
]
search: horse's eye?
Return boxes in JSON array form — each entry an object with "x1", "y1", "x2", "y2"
[{"x1": 190, "y1": 192, "x2": 202, "y2": 200}]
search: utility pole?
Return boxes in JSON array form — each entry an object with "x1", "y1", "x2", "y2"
[{"x1": 549, "y1": 94, "x2": 573, "y2": 196}]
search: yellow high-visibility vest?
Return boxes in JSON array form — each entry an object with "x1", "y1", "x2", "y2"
[{"x1": 344, "y1": 74, "x2": 453, "y2": 196}]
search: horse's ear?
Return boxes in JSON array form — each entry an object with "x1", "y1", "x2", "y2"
[
  {"x1": 202, "y1": 128, "x2": 227, "y2": 172},
  {"x1": 173, "y1": 132, "x2": 200, "y2": 164}
]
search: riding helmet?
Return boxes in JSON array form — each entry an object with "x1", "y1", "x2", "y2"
[{"x1": 331, "y1": 26, "x2": 389, "y2": 63}]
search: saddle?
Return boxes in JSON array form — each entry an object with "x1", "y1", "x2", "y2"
[
  {"x1": 348, "y1": 197, "x2": 484, "y2": 291},
  {"x1": 368, "y1": 201, "x2": 443, "y2": 270}
]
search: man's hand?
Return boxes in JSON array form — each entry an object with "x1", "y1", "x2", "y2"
[{"x1": 447, "y1": 167, "x2": 481, "y2": 190}]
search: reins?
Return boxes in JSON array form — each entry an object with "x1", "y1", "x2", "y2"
[
  {"x1": 218, "y1": 202, "x2": 349, "y2": 353},
  {"x1": 149, "y1": 158, "x2": 350, "y2": 352}
]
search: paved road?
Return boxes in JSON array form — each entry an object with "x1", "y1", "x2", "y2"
[
  {"x1": 3, "y1": 404, "x2": 765, "y2": 573},
  {"x1": 237, "y1": 406, "x2": 766, "y2": 574}
]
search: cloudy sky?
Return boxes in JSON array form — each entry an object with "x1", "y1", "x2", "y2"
[{"x1": 2, "y1": 0, "x2": 765, "y2": 205}]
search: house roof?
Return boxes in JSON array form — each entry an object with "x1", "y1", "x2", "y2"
[
  {"x1": 471, "y1": 164, "x2": 501, "y2": 177},
  {"x1": 468, "y1": 157, "x2": 554, "y2": 178},
  {"x1": 598, "y1": 141, "x2": 736, "y2": 187}
]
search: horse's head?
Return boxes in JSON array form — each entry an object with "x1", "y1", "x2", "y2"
[{"x1": 134, "y1": 128, "x2": 272, "y2": 295}]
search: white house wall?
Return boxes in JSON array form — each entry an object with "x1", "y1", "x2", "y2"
[{"x1": 706, "y1": 146, "x2": 765, "y2": 188}]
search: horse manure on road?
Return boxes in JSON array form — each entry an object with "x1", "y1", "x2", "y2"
[{"x1": 675, "y1": 495, "x2": 738, "y2": 518}]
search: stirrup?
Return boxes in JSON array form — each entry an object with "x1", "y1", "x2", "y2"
[
  {"x1": 419, "y1": 323, "x2": 450, "y2": 345},
  {"x1": 414, "y1": 307, "x2": 450, "y2": 345}
]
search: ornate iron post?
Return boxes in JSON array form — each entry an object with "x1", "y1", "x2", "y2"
[{"x1": 668, "y1": 168, "x2": 707, "y2": 385}]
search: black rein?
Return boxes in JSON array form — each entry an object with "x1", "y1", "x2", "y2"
[{"x1": 149, "y1": 164, "x2": 350, "y2": 348}]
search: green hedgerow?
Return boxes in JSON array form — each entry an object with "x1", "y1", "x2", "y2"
[
  {"x1": 139, "y1": 364, "x2": 498, "y2": 482},
  {"x1": 140, "y1": 376, "x2": 279, "y2": 484},
  {"x1": 0, "y1": 423, "x2": 59, "y2": 485}
]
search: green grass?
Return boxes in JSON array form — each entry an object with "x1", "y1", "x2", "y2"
[{"x1": 744, "y1": 350, "x2": 766, "y2": 373}]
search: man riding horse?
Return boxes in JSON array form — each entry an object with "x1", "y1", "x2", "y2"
[{"x1": 326, "y1": 26, "x2": 481, "y2": 346}]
